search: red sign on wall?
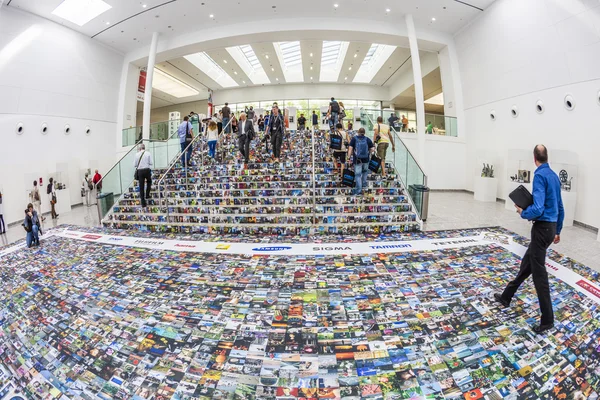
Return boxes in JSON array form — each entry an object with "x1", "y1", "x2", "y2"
[{"x1": 137, "y1": 69, "x2": 147, "y2": 102}]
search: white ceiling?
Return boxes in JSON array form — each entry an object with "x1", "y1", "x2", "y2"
[{"x1": 5, "y1": 0, "x2": 496, "y2": 52}]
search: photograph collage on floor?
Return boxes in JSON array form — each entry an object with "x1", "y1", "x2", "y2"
[{"x1": 0, "y1": 228, "x2": 598, "y2": 399}]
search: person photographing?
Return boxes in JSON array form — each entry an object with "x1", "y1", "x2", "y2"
[{"x1": 494, "y1": 145, "x2": 564, "y2": 334}]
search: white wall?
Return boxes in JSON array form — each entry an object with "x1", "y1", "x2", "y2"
[
  {"x1": 0, "y1": 7, "x2": 123, "y2": 224},
  {"x1": 212, "y1": 83, "x2": 389, "y2": 106},
  {"x1": 456, "y1": 0, "x2": 600, "y2": 227}
]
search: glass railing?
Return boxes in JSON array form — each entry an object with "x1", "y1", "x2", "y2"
[
  {"x1": 360, "y1": 108, "x2": 428, "y2": 219},
  {"x1": 424, "y1": 113, "x2": 458, "y2": 137},
  {"x1": 97, "y1": 129, "x2": 181, "y2": 222},
  {"x1": 122, "y1": 120, "x2": 203, "y2": 146}
]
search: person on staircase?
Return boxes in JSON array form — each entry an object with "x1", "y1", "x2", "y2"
[
  {"x1": 178, "y1": 116, "x2": 194, "y2": 168},
  {"x1": 347, "y1": 128, "x2": 375, "y2": 196},
  {"x1": 312, "y1": 111, "x2": 319, "y2": 131},
  {"x1": 238, "y1": 113, "x2": 255, "y2": 165},
  {"x1": 206, "y1": 121, "x2": 219, "y2": 159},
  {"x1": 266, "y1": 106, "x2": 285, "y2": 162},
  {"x1": 298, "y1": 114, "x2": 307, "y2": 131},
  {"x1": 134, "y1": 143, "x2": 153, "y2": 209},
  {"x1": 327, "y1": 97, "x2": 340, "y2": 132},
  {"x1": 332, "y1": 123, "x2": 349, "y2": 182},
  {"x1": 373, "y1": 116, "x2": 395, "y2": 177}
]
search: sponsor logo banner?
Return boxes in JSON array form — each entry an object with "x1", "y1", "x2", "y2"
[
  {"x1": 576, "y1": 280, "x2": 600, "y2": 299},
  {"x1": 175, "y1": 244, "x2": 195, "y2": 249},
  {"x1": 252, "y1": 246, "x2": 293, "y2": 252},
  {"x1": 216, "y1": 244, "x2": 230, "y2": 250},
  {"x1": 82, "y1": 234, "x2": 102, "y2": 240}
]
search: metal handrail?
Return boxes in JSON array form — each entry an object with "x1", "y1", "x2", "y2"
[
  {"x1": 362, "y1": 111, "x2": 426, "y2": 223},
  {"x1": 158, "y1": 119, "x2": 231, "y2": 218}
]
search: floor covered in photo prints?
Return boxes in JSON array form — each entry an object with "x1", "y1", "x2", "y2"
[{"x1": 0, "y1": 226, "x2": 599, "y2": 400}]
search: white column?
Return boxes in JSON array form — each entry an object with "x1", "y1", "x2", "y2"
[
  {"x1": 405, "y1": 14, "x2": 426, "y2": 165},
  {"x1": 447, "y1": 40, "x2": 466, "y2": 141},
  {"x1": 116, "y1": 62, "x2": 141, "y2": 150},
  {"x1": 142, "y1": 32, "x2": 160, "y2": 140}
]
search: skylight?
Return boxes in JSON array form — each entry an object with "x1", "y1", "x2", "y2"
[
  {"x1": 353, "y1": 43, "x2": 397, "y2": 84},
  {"x1": 184, "y1": 52, "x2": 239, "y2": 88},
  {"x1": 320, "y1": 41, "x2": 349, "y2": 82},
  {"x1": 226, "y1": 45, "x2": 270, "y2": 85},
  {"x1": 274, "y1": 42, "x2": 303, "y2": 83},
  {"x1": 51, "y1": 0, "x2": 112, "y2": 27},
  {"x1": 152, "y1": 69, "x2": 199, "y2": 98}
]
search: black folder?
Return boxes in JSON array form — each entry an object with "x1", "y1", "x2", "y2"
[{"x1": 509, "y1": 185, "x2": 533, "y2": 209}]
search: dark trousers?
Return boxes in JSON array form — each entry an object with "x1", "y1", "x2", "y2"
[
  {"x1": 138, "y1": 168, "x2": 152, "y2": 207},
  {"x1": 271, "y1": 132, "x2": 283, "y2": 158},
  {"x1": 50, "y1": 201, "x2": 57, "y2": 218},
  {"x1": 238, "y1": 134, "x2": 250, "y2": 163},
  {"x1": 501, "y1": 221, "x2": 556, "y2": 325},
  {"x1": 180, "y1": 141, "x2": 192, "y2": 167},
  {"x1": 0, "y1": 214, "x2": 5, "y2": 232}
]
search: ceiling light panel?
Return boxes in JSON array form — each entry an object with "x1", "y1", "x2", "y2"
[
  {"x1": 275, "y1": 41, "x2": 303, "y2": 83},
  {"x1": 226, "y1": 45, "x2": 270, "y2": 85},
  {"x1": 320, "y1": 41, "x2": 349, "y2": 82},
  {"x1": 425, "y1": 92, "x2": 444, "y2": 106},
  {"x1": 152, "y1": 69, "x2": 199, "y2": 98},
  {"x1": 353, "y1": 43, "x2": 396, "y2": 83},
  {"x1": 184, "y1": 52, "x2": 239, "y2": 88},
  {"x1": 51, "y1": 0, "x2": 112, "y2": 26}
]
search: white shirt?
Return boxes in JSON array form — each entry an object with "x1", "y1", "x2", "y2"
[
  {"x1": 206, "y1": 128, "x2": 219, "y2": 141},
  {"x1": 134, "y1": 150, "x2": 153, "y2": 169},
  {"x1": 241, "y1": 120, "x2": 246, "y2": 135}
]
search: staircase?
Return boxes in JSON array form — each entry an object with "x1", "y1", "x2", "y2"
[{"x1": 102, "y1": 129, "x2": 421, "y2": 235}]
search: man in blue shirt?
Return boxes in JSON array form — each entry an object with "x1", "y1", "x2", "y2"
[
  {"x1": 177, "y1": 116, "x2": 193, "y2": 168},
  {"x1": 495, "y1": 145, "x2": 564, "y2": 334}
]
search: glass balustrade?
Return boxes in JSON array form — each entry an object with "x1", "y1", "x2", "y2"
[
  {"x1": 424, "y1": 113, "x2": 458, "y2": 137},
  {"x1": 122, "y1": 119, "x2": 200, "y2": 146}
]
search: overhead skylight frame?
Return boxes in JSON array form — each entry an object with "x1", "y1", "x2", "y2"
[
  {"x1": 184, "y1": 52, "x2": 239, "y2": 88},
  {"x1": 320, "y1": 41, "x2": 349, "y2": 82},
  {"x1": 321, "y1": 41, "x2": 343, "y2": 67},
  {"x1": 152, "y1": 69, "x2": 200, "y2": 98},
  {"x1": 51, "y1": 0, "x2": 112, "y2": 27},
  {"x1": 353, "y1": 43, "x2": 396, "y2": 84},
  {"x1": 226, "y1": 45, "x2": 271, "y2": 85},
  {"x1": 275, "y1": 41, "x2": 304, "y2": 83}
]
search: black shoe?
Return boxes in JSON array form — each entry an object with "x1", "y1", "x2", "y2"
[
  {"x1": 533, "y1": 323, "x2": 554, "y2": 334},
  {"x1": 493, "y1": 293, "x2": 510, "y2": 308}
]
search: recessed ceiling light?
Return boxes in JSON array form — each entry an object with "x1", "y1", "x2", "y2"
[
  {"x1": 271, "y1": 67, "x2": 275, "y2": 71},
  {"x1": 310, "y1": 76, "x2": 313, "y2": 79},
  {"x1": 266, "y1": 55, "x2": 269, "y2": 59},
  {"x1": 106, "y1": 21, "x2": 110, "y2": 25},
  {"x1": 51, "y1": 0, "x2": 112, "y2": 26},
  {"x1": 209, "y1": 14, "x2": 214, "y2": 18},
  {"x1": 223, "y1": 60, "x2": 227, "y2": 63},
  {"x1": 348, "y1": 67, "x2": 352, "y2": 70},
  {"x1": 310, "y1": 66, "x2": 313, "y2": 70},
  {"x1": 243, "y1": 80, "x2": 246, "y2": 83},
  {"x1": 432, "y1": 17, "x2": 436, "y2": 21},
  {"x1": 310, "y1": 53, "x2": 313, "y2": 57},
  {"x1": 345, "y1": 76, "x2": 347, "y2": 80},
  {"x1": 234, "y1": 71, "x2": 238, "y2": 75},
  {"x1": 354, "y1": 53, "x2": 357, "y2": 58},
  {"x1": 334, "y1": 3, "x2": 339, "y2": 8},
  {"x1": 142, "y1": 4, "x2": 147, "y2": 8},
  {"x1": 276, "y1": 78, "x2": 279, "y2": 81},
  {"x1": 386, "y1": 8, "x2": 391, "y2": 12}
]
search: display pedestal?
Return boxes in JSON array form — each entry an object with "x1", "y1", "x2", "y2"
[
  {"x1": 474, "y1": 177, "x2": 498, "y2": 202},
  {"x1": 505, "y1": 181, "x2": 532, "y2": 211},
  {"x1": 561, "y1": 191, "x2": 576, "y2": 228},
  {"x1": 54, "y1": 190, "x2": 71, "y2": 215}
]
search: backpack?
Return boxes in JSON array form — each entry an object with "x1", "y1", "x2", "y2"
[
  {"x1": 33, "y1": 189, "x2": 40, "y2": 202},
  {"x1": 331, "y1": 101, "x2": 340, "y2": 113},
  {"x1": 354, "y1": 136, "x2": 370, "y2": 161},
  {"x1": 330, "y1": 131, "x2": 342, "y2": 150},
  {"x1": 87, "y1": 179, "x2": 93, "y2": 190},
  {"x1": 339, "y1": 108, "x2": 346, "y2": 119},
  {"x1": 46, "y1": 184, "x2": 52, "y2": 195}
]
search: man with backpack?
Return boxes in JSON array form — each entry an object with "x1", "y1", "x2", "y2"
[
  {"x1": 328, "y1": 97, "x2": 340, "y2": 132},
  {"x1": 347, "y1": 128, "x2": 375, "y2": 196}
]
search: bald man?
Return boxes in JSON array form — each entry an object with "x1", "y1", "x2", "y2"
[{"x1": 495, "y1": 145, "x2": 564, "y2": 334}]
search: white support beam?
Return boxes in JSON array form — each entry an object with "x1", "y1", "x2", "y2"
[
  {"x1": 300, "y1": 40, "x2": 322, "y2": 84},
  {"x1": 205, "y1": 49, "x2": 251, "y2": 87},
  {"x1": 142, "y1": 32, "x2": 159, "y2": 141},
  {"x1": 251, "y1": 43, "x2": 285, "y2": 84},
  {"x1": 405, "y1": 15, "x2": 426, "y2": 166},
  {"x1": 337, "y1": 42, "x2": 369, "y2": 84}
]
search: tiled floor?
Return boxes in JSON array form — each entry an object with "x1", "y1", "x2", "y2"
[
  {"x1": 424, "y1": 191, "x2": 600, "y2": 272},
  {"x1": 2, "y1": 192, "x2": 598, "y2": 272}
]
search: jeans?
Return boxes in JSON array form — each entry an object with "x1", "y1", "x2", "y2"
[
  {"x1": 352, "y1": 162, "x2": 369, "y2": 195},
  {"x1": 501, "y1": 221, "x2": 556, "y2": 325},
  {"x1": 208, "y1": 140, "x2": 217, "y2": 158},
  {"x1": 330, "y1": 112, "x2": 339, "y2": 130},
  {"x1": 223, "y1": 117, "x2": 231, "y2": 133},
  {"x1": 26, "y1": 224, "x2": 39, "y2": 248},
  {"x1": 137, "y1": 168, "x2": 152, "y2": 208},
  {"x1": 238, "y1": 134, "x2": 250, "y2": 163},
  {"x1": 180, "y1": 141, "x2": 192, "y2": 167},
  {"x1": 271, "y1": 132, "x2": 283, "y2": 158}
]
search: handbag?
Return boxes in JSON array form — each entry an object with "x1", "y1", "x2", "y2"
[
  {"x1": 330, "y1": 132, "x2": 342, "y2": 150},
  {"x1": 134, "y1": 151, "x2": 145, "y2": 180},
  {"x1": 341, "y1": 164, "x2": 355, "y2": 187},
  {"x1": 52, "y1": 194, "x2": 57, "y2": 204},
  {"x1": 185, "y1": 122, "x2": 193, "y2": 142},
  {"x1": 368, "y1": 155, "x2": 382, "y2": 173}
]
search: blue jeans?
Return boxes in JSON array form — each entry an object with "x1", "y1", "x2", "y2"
[
  {"x1": 208, "y1": 140, "x2": 217, "y2": 158},
  {"x1": 223, "y1": 117, "x2": 231, "y2": 133},
  {"x1": 353, "y1": 162, "x2": 369, "y2": 195},
  {"x1": 26, "y1": 224, "x2": 39, "y2": 248},
  {"x1": 330, "y1": 112, "x2": 339, "y2": 130},
  {"x1": 180, "y1": 141, "x2": 192, "y2": 166}
]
